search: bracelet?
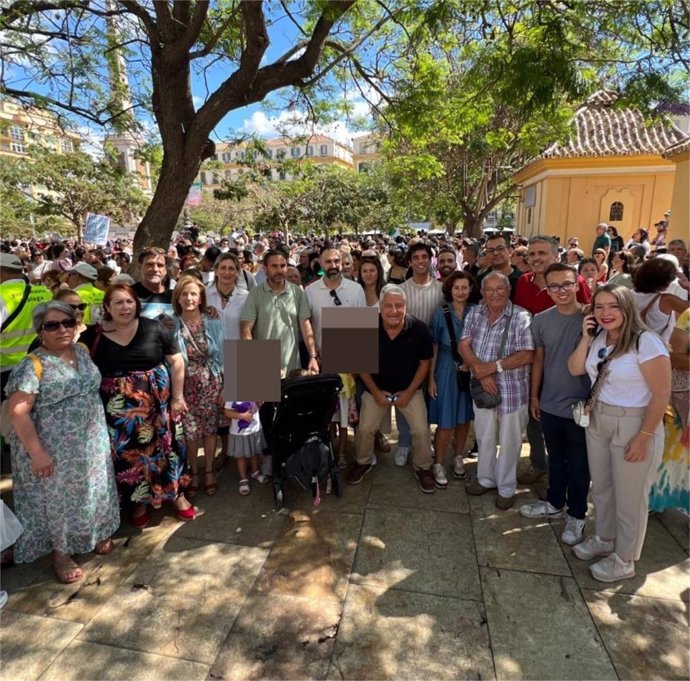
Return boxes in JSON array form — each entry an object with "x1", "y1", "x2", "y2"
[
  {"x1": 530, "y1": 396, "x2": 539, "y2": 400},
  {"x1": 172, "y1": 397, "x2": 183, "y2": 402},
  {"x1": 639, "y1": 429, "x2": 654, "y2": 436}
]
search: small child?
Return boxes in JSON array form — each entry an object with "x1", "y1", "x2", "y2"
[{"x1": 223, "y1": 400, "x2": 268, "y2": 496}]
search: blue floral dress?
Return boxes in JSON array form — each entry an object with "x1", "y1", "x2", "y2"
[{"x1": 7, "y1": 344, "x2": 120, "y2": 562}]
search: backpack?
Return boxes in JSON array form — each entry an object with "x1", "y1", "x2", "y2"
[{"x1": 0, "y1": 354, "x2": 43, "y2": 439}]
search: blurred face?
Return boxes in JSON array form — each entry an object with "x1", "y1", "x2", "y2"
[
  {"x1": 66, "y1": 272, "x2": 81, "y2": 288},
  {"x1": 359, "y1": 262, "x2": 379, "y2": 288},
  {"x1": 299, "y1": 252, "x2": 310, "y2": 267},
  {"x1": 410, "y1": 249, "x2": 430, "y2": 276},
  {"x1": 286, "y1": 266, "x2": 301, "y2": 286},
  {"x1": 265, "y1": 255, "x2": 287, "y2": 287},
  {"x1": 341, "y1": 255, "x2": 354, "y2": 277},
  {"x1": 485, "y1": 238, "x2": 510, "y2": 269},
  {"x1": 593, "y1": 292, "x2": 623, "y2": 332},
  {"x1": 380, "y1": 294, "x2": 406, "y2": 328},
  {"x1": 451, "y1": 277, "x2": 471, "y2": 305},
  {"x1": 632, "y1": 229, "x2": 641, "y2": 241},
  {"x1": 40, "y1": 310, "x2": 76, "y2": 351},
  {"x1": 567, "y1": 239, "x2": 579, "y2": 249},
  {"x1": 593, "y1": 251, "x2": 606, "y2": 265},
  {"x1": 669, "y1": 242, "x2": 687, "y2": 262},
  {"x1": 612, "y1": 253, "x2": 623, "y2": 271},
  {"x1": 482, "y1": 276, "x2": 509, "y2": 310},
  {"x1": 566, "y1": 249, "x2": 580, "y2": 265},
  {"x1": 321, "y1": 249, "x2": 342, "y2": 280},
  {"x1": 106, "y1": 290, "x2": 137, "y2": 324},
  {"x1": 477, "y1": 251, "x2": 490, "y2": 269},
  {"x1": 179, "y1": 282, "x2": 202, "y2": 312},
  {"x1": 216, "y1": 258, "x2": 238, "y2": 287},
  {"x1": 545, "y1": 271, "x2": 577, "y2": 307},
  {"x1": 580, "y1": 262, "x2": 598, "y2": 282},
  {"x1": 62, "y1": 293, "x2": 85, "y2": 325},
  {"x1": 462, "y1": 245, "x2": 477, "y2": 264},
  {"x1": 437, "y1": 251, "x2": 457, "y2": 278},
  {"x1": 527, "y1": 241, "x2": 557, "y2": 275},
  {"x1": 141, "y1": 255, "x2": 166, "y2": 288}
]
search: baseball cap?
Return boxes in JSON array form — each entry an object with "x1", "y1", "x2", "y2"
[
  {"x1": 67, "y1": 262, "x2": 98, "y2": 280},
  {"x1": 0, "y1": 253, "x2": 25, "y2": 270}
]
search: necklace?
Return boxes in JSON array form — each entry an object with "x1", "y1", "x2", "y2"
[
  {"x1": 216, "y1": 284, "x2": 234, "y2": 305},
  {"x1": 42, "y1": 347, "x2": 76, "y2": 365}
]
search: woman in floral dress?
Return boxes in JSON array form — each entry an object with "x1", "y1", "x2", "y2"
[
  {"x1": 7, "y1": 301, "x2": 119, "y2": 583},
  {"x1": 80, "y1": 283, "x2": 194, "y2": 528},
  {"x1": 172, "y1": 275, "x2": 225, "y2": 496}
]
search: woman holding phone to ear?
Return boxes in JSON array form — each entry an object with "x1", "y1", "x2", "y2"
[{"x1": 568, "y1": 285, "x2": 671, "y2": 583}]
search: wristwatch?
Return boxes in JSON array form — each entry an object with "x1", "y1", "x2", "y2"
[
  {"x1": 495, "y1": 360, "x2": 504, "y2": 373},
  {"x1": 309, "y1": 353, "x2": 318, "y2": 360}
]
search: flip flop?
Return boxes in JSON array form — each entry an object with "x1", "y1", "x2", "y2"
[{"x1": 53, "y1": 554, "x2": 84, "y2": 584}]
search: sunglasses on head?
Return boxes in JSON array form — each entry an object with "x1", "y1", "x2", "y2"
[{"x1": 42, "y1": 318, "x2": 77, "y2": 332}]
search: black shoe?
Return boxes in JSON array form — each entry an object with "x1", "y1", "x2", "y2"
[{"x1": 347, "y1": 463, "x2": 372, "y2": 485}]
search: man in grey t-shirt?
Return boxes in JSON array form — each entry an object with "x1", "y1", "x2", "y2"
[{"x1": 519, "y1": 263, "x2": 591, "y2": 546}]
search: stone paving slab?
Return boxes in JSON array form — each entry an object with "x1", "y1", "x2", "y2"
[
  {"x1": 0, "y1": 610, "x2": 82, "y2": 681},
  {"x1": 583, "y1": 589, "x2": 690, "y2": 680},
  {"x1": 656, "y1": 508, "x2": 690, "y2": 553},
  {"x1": 351, "y1": 506, "x2": 482, "y2": 601},
  {"x1": 328, "y1": 583, "x2": 495, "y2": 680},
  {"x1": 252, "y1": 508, "x2": 362, "y2": 604},
  {"x1": 469, "y1": 491, "x2": 572, "y2": 576},
  {"x1": 564, "y1": 517, "x2": 690, "y2": 603},
  {"x1": 481, "y1": 567, "x2": 617, "y2": 680},
  {"x1": 78, "y1": 536, "x2": 268, "y2": 665},
  {"x1": 209, "y1": 593, "x2": 342, "y2": 680},
  {"x1": 39, "y1": 640, "x2": 210, "y2": 681}
]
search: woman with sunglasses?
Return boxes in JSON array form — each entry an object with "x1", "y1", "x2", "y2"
[
  {"x1": 80, "y1": 283, "x2": 195, "y2": 528},
  {"x1": 568, "y1": 285, "x2": 671, "y2": 582},
  {"x1": 6, "y1": 301, "x2": 120, "y2": 584}
]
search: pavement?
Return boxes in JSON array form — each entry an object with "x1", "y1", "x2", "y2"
[{"x1": 1, "y1": 435, "x2": 688, "y2": 681}]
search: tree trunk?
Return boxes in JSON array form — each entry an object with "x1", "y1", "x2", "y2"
[{"x1": 133, "y1": 155, "x2": 202, "y2": 254}]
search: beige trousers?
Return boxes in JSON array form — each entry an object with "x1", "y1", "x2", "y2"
[
  {"x1": 356, "y1": 390, "x2": 433, "y2": 469},
  {"x1": 585, "y1": 402, "x2": 663, "y2": 561}
]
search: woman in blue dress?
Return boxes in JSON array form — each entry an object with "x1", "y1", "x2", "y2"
[{"x1": 428, "y1": 271, "x2": 476, "y2": 487}]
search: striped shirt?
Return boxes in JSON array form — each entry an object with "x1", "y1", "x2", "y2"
[
  {"x1": 400, "y1": 277, "x2": 444, "y2": 326},
  {"x1": 461, "y1": 301, "x2": 535, "y2": 415}
]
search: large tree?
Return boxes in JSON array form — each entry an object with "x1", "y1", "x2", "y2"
[{"x1": 0, "y1": 0, "x2": 390, "y2": 251}]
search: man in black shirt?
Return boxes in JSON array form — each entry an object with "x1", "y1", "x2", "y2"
[{"x1": 348, "y1": 284, "x2": 436, "y2": 493}]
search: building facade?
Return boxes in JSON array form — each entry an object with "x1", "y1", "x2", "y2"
[{"x1": 513, "y1": 90, "x2": 688, "y2": 254}]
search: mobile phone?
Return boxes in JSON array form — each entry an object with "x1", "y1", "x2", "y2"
[{"x1": 586, "y1": 315, "x2": 598, "y2": 336}]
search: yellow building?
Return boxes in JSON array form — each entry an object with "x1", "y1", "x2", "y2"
[
  {"x1": 663, "y1": 137, "x2": 690, "y2": 242},
  {"x1": 513, "y1": 90, "x2": 688, "y2": 254}
]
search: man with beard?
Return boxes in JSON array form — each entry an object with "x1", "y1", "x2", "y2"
[
  {"x1": 240, "y1": 249, "x2": 319, "y2": 377},
  {"x1": 132, "y1": 247, "x2": 174, "y2": 319},
  {"x1": 476, "y1": 233, "x2": 522, "y2": 301},
  {"x1": 436, "y1": 247, "x2": 459, "y2": 283},
  {"x1": 305, "y1": 244, "x2": 366, "y2": 352}
]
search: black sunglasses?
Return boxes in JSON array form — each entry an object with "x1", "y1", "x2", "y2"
[
  {"x1": 329, "y1": 290, "x2": 342, "y2": 306},
  {"x1": 42, "y1": 318, "x2": 77, "y2": 332},
  {"x1": 68, "y1": 303, "x2": 87, "y2": 311}
]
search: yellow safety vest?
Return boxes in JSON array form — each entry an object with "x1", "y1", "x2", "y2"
[
  {"x1": 76, "y1": 284, "x2": 105, "y2": 325},
  {"x1": 0, "y1": 281, "x2": 52, "y2": 371}
]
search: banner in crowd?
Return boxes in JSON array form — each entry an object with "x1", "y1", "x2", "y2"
[
  {"x1": 84, "y1": 213, "x2": 111, "y2": 245},
  {"x1": 185, "y1": 182, "x2": 203, "y2": 207}
]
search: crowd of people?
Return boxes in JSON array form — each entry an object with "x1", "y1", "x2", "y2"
[{"x1": 0, "y1": 219, "x2": 688, "y2": 590}]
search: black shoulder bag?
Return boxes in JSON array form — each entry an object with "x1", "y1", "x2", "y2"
[
  {"x1": 442, "y1": 304, "x2": 471, "y2": 392},
  {"x1": 1, "y1": 283, "x2": 31, "y2": 332},
  {"x1": 470, "y1": 313, "x2": 512, "y2": 409}
]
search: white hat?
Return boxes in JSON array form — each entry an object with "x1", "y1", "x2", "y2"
[
  {"x1": 0, "y1": 253, "x2": 24, "y2": 270},
  {"x1": 656, "y1": 253, "x2": 681, "y2": 271},
  {"x1": 67, "y1": 262, "x2": 98, "y2": 280}
]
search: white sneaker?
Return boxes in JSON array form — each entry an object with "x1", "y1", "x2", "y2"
[
  {"x1": 431, "y1": 462, "x2": 448, "y2": 488},
  {"x1": 451, "y1": 454, "x2": 466, "y2": 479},
  {"x1": 519, "y1": 500, "x2": 565, "y2": 519},
  {"x1": 561, "y1": 515, "x2": 586, "y2": 545},
  {"x1": 394, "y1": 446, "x2": 409, "y2": 466},
  {"x1": 573, "y1": 534, "x2": 614, "y2": 561},
  {"x1": 590, "y1": 553, "x2": 635, "y2": 582}
]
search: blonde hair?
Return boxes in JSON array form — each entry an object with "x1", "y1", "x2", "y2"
[
  {"x1": 172, "y1": 274, "x2": 207, "y2": 315},
  {"x1": 591, "y1": 284, "x2": 648, "y2": 360}
]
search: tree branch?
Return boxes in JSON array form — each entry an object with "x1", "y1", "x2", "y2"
[{"x1": 189, "y1": 4, "x2": 243, "y2": 59}]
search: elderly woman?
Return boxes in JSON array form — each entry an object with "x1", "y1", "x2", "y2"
[
  {"x1": 568, "y1": 285, "x2": 671, "y2": 582},
  {"x1": 7, "y1": 301, "x2": 119, "y2": 583},
  {"x1": 80, "y1": 284, "x2": 194, "y2": 528},
  {"x1": 173, "y1": 275, "x2": 225, "y2": 497}
]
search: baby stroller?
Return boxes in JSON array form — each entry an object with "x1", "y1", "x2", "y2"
[{"x1": 265, "y1": 373, "x2": 343, "y2": 509}]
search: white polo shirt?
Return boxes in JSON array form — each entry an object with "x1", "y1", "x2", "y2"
[{"x1": 305, "y1": 276, "x2": 366, "y2": 349}]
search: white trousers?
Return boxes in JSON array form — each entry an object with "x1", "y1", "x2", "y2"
[{"x1": 474, "y1": 404, "x2": 529, "y2": 497}]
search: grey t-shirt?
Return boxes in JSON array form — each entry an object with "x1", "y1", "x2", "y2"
[{"x1": 532, "y1": 307, "x2": 591, "y2": 419}]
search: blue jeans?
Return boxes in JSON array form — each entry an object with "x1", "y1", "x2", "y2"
[
  {"x1": 395, "y1": 408, "x2": 411, "y2": 448},
  {"x1": 540, "y1": 411, "x2": 590, "y2": 519}
]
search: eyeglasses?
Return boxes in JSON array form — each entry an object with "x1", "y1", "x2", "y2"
[
  {"x1": 546, "y1": 281, "x2": 576, "y2": 293},
  {"x1": 485, "y1": 246, "x2": 507, "y2": 254},
  {"x1": 329, "y1": 290, "x2": 342, "y2": 306},
  {"x1": 42, "y1": 318, "x2": 77, "y2": 332},
  {"x1": 68, "y1": 303, "x2": 88, "y2": 311},
  {"x1": 483, "y1": 287, "x2": 507, "y2": 295}
]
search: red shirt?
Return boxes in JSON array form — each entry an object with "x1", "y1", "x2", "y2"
[{"x1": 513, "y1": 272, "x2": 592, "y2": 315}]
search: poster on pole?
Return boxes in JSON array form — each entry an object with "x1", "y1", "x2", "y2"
[
  {"x1": 185, "y1": 182, "x2": 202, "y2": 207},
  {"x1": 84, "y1": 213, "x2": 111, "y2": 245}
]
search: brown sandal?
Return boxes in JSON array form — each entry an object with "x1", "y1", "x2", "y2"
[
  {"x1": 187, "y1": 473, "x2": 200, "y2": 499},
  {"x1": 204, "y1": 472, "x2": 218, "y2": 496},
  {"x1": 53, "y1": 553, "x2": 84, "y2": 584}
]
